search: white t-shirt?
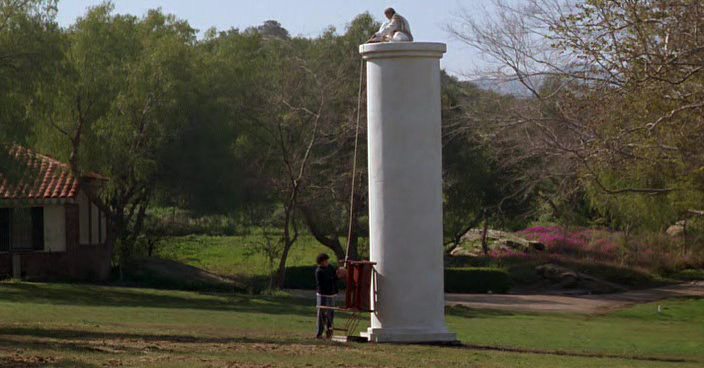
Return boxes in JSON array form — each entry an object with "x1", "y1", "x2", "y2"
[{"x1": 372, "y1": 14, "x2": 413, "y2": 42}]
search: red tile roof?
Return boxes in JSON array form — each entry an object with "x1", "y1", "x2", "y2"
[{"x1": 0, "y1": 146, "x2": 105, "y2": 201}]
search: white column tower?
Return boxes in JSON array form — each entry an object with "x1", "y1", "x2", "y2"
[{"x1": 359, "y1": 42, "x2": 456, "y2": 343}]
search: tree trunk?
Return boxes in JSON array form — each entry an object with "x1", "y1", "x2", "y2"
[
  {"x1": 275, "y1": 240, "x2": 294, "y2": 289},
  {"x1": 446, "y1": 211, "x2": 484, "y2": 249},
  {"x1": 683, "y1": 218, "x2": 688, "y2": 256},
  {"x1": 125, "y1": 196, "x2": 149, "y2": 249},
  {"x1": 300, "y1": 207, "x2": 346, "y2": 261},
  {"x1": 481, "y1": 210, "x2": 490, "y2": 256},
  {"x1": 111, "y1": 205, "x2": 129, "y2": 280},
  {"x1": 275, "y1": 197, "x2": 298, "y2": 289},
  {"x1": 147, "y1": 238, "x2": 156, "y2": 257}
]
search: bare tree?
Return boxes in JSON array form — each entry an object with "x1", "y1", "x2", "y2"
[
  {"x1": 253, "y1": 53, "x2": 326, "y2": 289},
  {"x1": 448, "y1": 0, "x2": 704, "y2": 218}
]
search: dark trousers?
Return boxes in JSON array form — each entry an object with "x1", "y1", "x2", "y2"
[{"x1": 316, "y1": 294, "x2": 336, "y2": 337}]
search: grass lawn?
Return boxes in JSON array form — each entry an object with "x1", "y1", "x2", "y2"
[
  {"x1": 156, "y1": 235, "x2": 679, "y2": 292},
  {"x1": 0, "y1": 281, "x2": 702, "y2": 367},
  {"x1": 156, "y1": 234, "x2": 336, "y2": 278}
]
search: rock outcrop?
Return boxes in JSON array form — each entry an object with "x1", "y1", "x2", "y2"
[{"x1": 449, "y1": 228, "x2": 545, "y2": 256}]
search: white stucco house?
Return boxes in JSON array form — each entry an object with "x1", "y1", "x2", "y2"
[{"x1": 0, "y1": 146, "x2": 111, "y2": 280}]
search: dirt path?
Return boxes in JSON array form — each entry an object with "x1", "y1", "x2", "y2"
[
  {"x1": 288, "y1": 281, "x2": 704, "y2": 314},
  {"x1": 446, "y1": 281, "x2": 704, "y2": 314}
]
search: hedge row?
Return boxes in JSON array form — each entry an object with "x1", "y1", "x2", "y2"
[
  {"x1": 444, "y1": 267, "x2": 511, "y2": 294},
  {"x1": 283, "y1": 266, "x2": 511, "y2": 294},
  {"x1": 283, "y1": 266, "x2": 319, "y2": 290}
]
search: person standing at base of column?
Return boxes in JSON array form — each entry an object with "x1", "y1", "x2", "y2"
[{"x1": 314, "y1": 253, "x2": 342, "y2": 339}]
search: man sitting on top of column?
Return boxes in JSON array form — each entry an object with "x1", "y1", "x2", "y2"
[{"x1": 367, "y1": 7, "x2": 413, "y2": 43}]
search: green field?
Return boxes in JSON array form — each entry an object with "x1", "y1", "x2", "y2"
[
  {"x1": 0, "y1": 281, "x2": 702, "y2": 367},
  {"x1": 157, "y1": 234, "x2": 336, "y2": 279},
  {"x1": 152, "y1": 235, "x2": 512, "y2": 293},
  {"x1": 153, "y1": 235, "x2": 671, "y2": 293}
]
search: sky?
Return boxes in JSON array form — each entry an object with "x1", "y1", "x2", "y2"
[{"x1": 55, "y1": 0, "x2": 500, "y2": 78}]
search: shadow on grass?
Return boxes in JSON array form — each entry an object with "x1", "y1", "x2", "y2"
[
  {"x1": 0, "y1": 326, "x2": 332, "y2": 347},
  {"x1": 446, "y1": 305, "x2": 515, "y2": 319},
  {"x1": 0, "y1": 326, "x2": 362, "y2": 360},
  {"x1": 448, "y1": 255, "x2": 668, "y2": 290},
  {"x1": 0, "y1": 282, "x2": 315, "y2": 317},
  {"x1": 0, "y1": 356, "x2": 99, "y2": 368},
  {"x1": 0, "y1": 334, "x2": 155, "y2": 356},
  {"x1": 5, "y1": 326, "x2": 693, "y2": 366},
  {"x1": 456, "y1": 343, "x2": 696, "y2": 364},
  {"x1": 2, "y1": 325, "x2": 698, "y2": 366}
]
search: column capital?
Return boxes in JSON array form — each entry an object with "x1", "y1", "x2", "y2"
[{"x1": 359, "y1": 42, "x2": 447, "y2": 60}]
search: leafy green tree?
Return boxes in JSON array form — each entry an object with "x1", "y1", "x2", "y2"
[
  {"x1": 245, "y1": 20, "x2": 289, "y2": 39},
  {"x1": 557, "y1": 0, "x2": 704, "y2": 231},
  {"x1": 228, "y1": 15, "x2": 379, "y2": 288},
  {"x1": 294, "y1": 13, "x2": 379, "y2": 262},
  {"x1": 0, "y1": 0, "x2": 60, "y2": 169},
  {"x1": 33, "y1": 4, "x2": 198, "y2": 270},
  {"x1": 442, "y1": 74, "x2": 535, "y2": 247},
  {"x1": 157, "y1": 28, "x2": 271, "y2": 216}
]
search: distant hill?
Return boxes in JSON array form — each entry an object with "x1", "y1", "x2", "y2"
[{"x1": 469, "y1": 76, "x2": 543, "y2": 97}]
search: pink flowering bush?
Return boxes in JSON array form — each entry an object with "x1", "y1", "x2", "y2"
[
  {"x1": 459, "y1": 224, "x2": 704, "y2": 277},
  {"x1": 452, "y1": 225, "x2": 704, "y2": 287},
  {"x1": 518, "y1": 226, "x2": 621, "y2": 262},
  {"x1": 482, "y1": 226, "x2": 702, "y2": 272},
  {"x1": 489, "y1": 249, "x2": 531, "y2": 260}
]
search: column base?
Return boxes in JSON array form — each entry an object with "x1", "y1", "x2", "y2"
[{"x1": 362, "y1": 327, "x2": 458, "y2": 344}]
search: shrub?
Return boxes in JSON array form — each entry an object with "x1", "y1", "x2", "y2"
[
  {"x1": 444, "y1": 267, "x2": 511, "y2": 294},
  {"x1": 283, "y1": 266, "x2": 512, "y2": 294},
  {"x1": 282, "y1": 266, "x2": 318, "y2": 290},
  {"x1": 118, "y1": 262, "x2": 241, "y2": 293},
  {"x1": 283, "y1": 265, "x2": 352, "y2": 290},
  {"x1": 670, "y1": 269, "x2": 704, "y2": 281},
  {"x1": 520, "y1": 226, "x2": 621, "y2": 262},
  {"x1": 148, "y1": 207, "x2": 239, "y2": 236}
]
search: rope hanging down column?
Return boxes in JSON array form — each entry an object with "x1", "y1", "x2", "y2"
[{"x1": 344, "y1": 59, "x2": 366, "y2": 265}]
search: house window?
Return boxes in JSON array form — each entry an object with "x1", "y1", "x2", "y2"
[
  {"x1": 0, "y1": 207, "x2": 44, "y2": 252},
  {"x1": 11, "y1": 208, "x2": 33, "y2": 250},
  {"x1": 0, "y1": 209, "x2": 9, "y2": 251}
]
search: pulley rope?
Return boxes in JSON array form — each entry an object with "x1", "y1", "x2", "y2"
[{"x1": 344, "y1": 58, "x2": 366, "y2": 265}]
